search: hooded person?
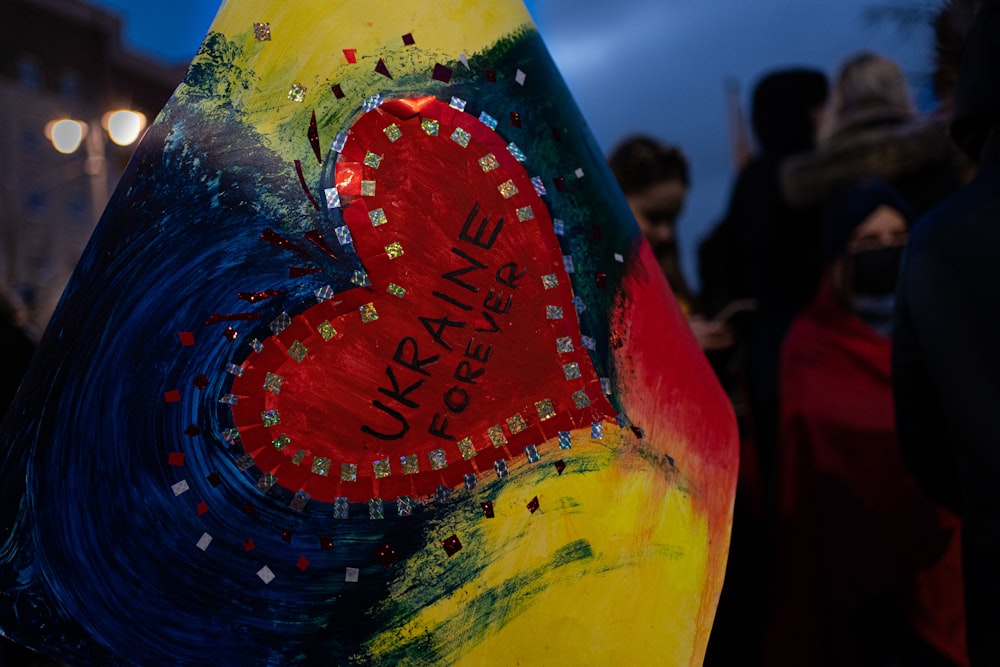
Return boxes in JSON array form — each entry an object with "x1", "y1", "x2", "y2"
[
  {"x1": 781, "y1": 51, "x2": 967, "y2": 219},
  {"x1": 770, "y1": 179, "x2": 967, "y2": 667},
  {"x1": 894, "y1": 0, "x2": 1000, "y2": 662}
]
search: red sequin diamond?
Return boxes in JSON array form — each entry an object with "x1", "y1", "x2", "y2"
[
  {"x1": 320, "y1": 536, "x2": 334, "y2": 551},
  {"x1": 442, "y1": 534, "x2": 462, "y2": 556},
  {"x1": 376, "y1": 543, "x2": 397, "y2": 568},
  {"x1": 482, "y1": 501, "x2": 495, "y2": 518},
  {"x1": 297, "y1": 555, "x2": 310, "y2": 571},
  {"x1": 527, "y1": 496, "x2": 540, "y2": 513}
]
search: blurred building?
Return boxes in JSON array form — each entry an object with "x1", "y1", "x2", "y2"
[{"x1": 2, "y1": 0, "x2": 186, "y2": 336}]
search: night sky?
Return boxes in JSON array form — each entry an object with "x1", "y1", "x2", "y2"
[{"x1": 91, "y1": 0, "x2": 939, "y2": 289}]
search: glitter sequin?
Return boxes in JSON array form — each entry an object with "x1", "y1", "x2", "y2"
[
  {"x1": 429, "y1": 449, "x2": 447, "y2": 470},
  {"x1": 516, "y1": 206, "x2": 534, "y2": 221},
  {"x1": 335, "y1": 226, "x2": 353, "y2": 245},
  {"x1": 553, "y1": 219, "x2": 565, "y2": 235},
  {"x1": 397, "y1": 496, "x2": 413, "y2": 516},
  {"x1": 288, "y1": 83, "x2": 307, "y2": 102},
  {"x1": 369, "y1": 208, "x2": 388, "y2": 226},
  {"x1": 572, "y1": 389, "x2": 591, "y2": 409},
  {"x1": 563, "y1": 362, "x2": 582, "y2": 380},
  {"x1": 531, "y1": 176, "x2": 547, "y2": 196},
  {"x1": 507, "y1": 142, "x2": 527, "y2": 162},
  {"x1": 324, "y1": 187, "x2": 340, "y2": 208},
  {"x1": 556, "y1": 337, "x2": 574, "y2": 354},
  {"x1": 558, "y1": 431, "x2": 572, "y2": 449},
  {"x1": 364, "y1": 151, "x2": 383, "y2": 169},
  {"x1": 386, "y1": 283, "x2": 406, "y2": 298},
  {"x1": 318, "y1": 321, "x2": 337, "y2": 341},
  {"x1": 488, "y1": 424, "x2": 507, "y2": 447},
  {"x1": 270, "y1": 312, "x2": 291, "y2": 334},
  {"x1": 360, "y1": 179, "x2": 376, "y2": 196},
  {"x1": 250, "y1": 338, "x2": 263, "y2": 353},
  {"x1": 494, "y1": 459, "x2": 509, "y2": 479},
  {"x1": 351, "y1": 270, "x2": 371, "y2": 287},
  {"x1": 290, "y1": 450, "x2": 307, "y2": 465},
  {"x1": 290, "y1": 491, "x2": 309, "y2": 512},
  {"x1": 478, "y1": 111, "x2": 498, "y2": 129},
  {"x1": 581, "y1": 336, "x2": 597, "y2": 350},
  {"x1": 359, "y1": 302, "x2": 378, "y2": 323},
  {"x1": 369, "y1": 498, "x2": 384, "y2": 520},
  {"x1": 400, "y1": 454, "x2": 419, "y2": 475},
  {"x1": 457, "y1": 437, "x2": 476, "y2": 460},
  {"x1": 421, "y1": 118, "x2": 439, "y2": 136},
  {"x1": 450, "y1": 128, "x2": 471, "y2": 148},
  {"x1": 261, "y1": 409, "x2": 281, "y2": 427},
  {"x1": 384, "y1": 241, "x2": 404, "y2": 259},
  {"x1": 314, "y1": 284, "x2": 334, "y2": 302},
  {"x1": 253, "y1": 22, "x2": 271, "y2": 41},
  {"x1": 331, "y1": 131, "x2": 349, "y2": 153},
  {"x1": 256, "y1": 473, "x2": 276, "y2": 492},
  {"x1": 498, "y1": 180, "x2": 518, "y2": 199},
  {"x1": 591, "y1": 422, "x2": 604, "y2": 439},
  {"x1": 546, "y1": 305, "x2": 564, "y2": 320},
  {"x1": 535, "y1": 398, "x2": 556, "y2": 421},
  {"x1": 506, "y1": 413, "x2": 528, "y2": 434},
  {"x1": 515, "y1": 69, "x2": 527, "y2": 85},
  {"x1": 563, "y1": 255, "x2": 575, "y2": 273},
  {"x1": 449, "y1": 97, "x2": 467, "y2": 111},
  {"x1": 272, "y1": 434, "x2": 290, "y2": 450},
  {"x1": 218, "y1": 394, "x2": 238, "y2": 405},
  {"x1": 478, "y1": 153, "x2": 499, "y2": 172},
  {"x1": 464, "y1": 473, "x2": 478, "y2": 490},
  {"x1": 601, "y1": 377, "x2": 612, "y2": 394},
  {"x1": 383, "y1": 123, "x2": 402, "y2": 142},
  {"x1": 541, "y1": 274, "x2": 558, "y2": 289},
  {"x1": 263, "y1": 371, "x2": 283, "y2": 394},
  {"x1": 525, "y1": 445, "x2": 540, "y2": 463},
  {"x1": 341, "y1": 463, "x2": 357, "y2": 482},
  {"x1": 363, "y1": 94, "x2": 383, "y2": 112},
  {"x1": 334, "y1": 497, "x2": 350, "y2": 519},
  {"x1": 373, "y1": 458, "x2": 391, "y2": 479},
  {"x1": 312, "y1": 457, "x2": 331, "y2": 476},
  {"x1": 287, "y1": 340, "x2": 308, "y2": 363}
]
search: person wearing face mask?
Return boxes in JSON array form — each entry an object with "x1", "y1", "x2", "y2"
[{"x1": 767, "y1": 179, "x2": 968, "y2": 667}]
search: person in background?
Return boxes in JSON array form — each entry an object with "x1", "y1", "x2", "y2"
[
  {"x1": 893, "y1": 0, "x2": 1000, "y2": 662},
  {"x1": 782, "y1": 51, "x2": 967, "y2": 220},
  {"x1": 771, "y1": 180, "x2": 966, "y2": 666},
  {"x1": 608, "y1": 135, "x2": 733, "y2": 351}
]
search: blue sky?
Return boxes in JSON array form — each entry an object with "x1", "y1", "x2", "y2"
[{"x1": 91, "y1": 0, "x2": 938, "y2": 289}]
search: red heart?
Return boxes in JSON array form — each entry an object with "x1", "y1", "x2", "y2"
[{"x1": 230, "y1": 97, "x2": 615, "y2": 502}]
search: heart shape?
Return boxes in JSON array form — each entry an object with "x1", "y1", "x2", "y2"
[{"x1": 230, "y1": 97, "x2": 615, "y2": 502}]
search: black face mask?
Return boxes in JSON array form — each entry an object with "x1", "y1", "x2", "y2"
[{"x1": 849, "y1": 244, "x2": 905, "y2": 296}]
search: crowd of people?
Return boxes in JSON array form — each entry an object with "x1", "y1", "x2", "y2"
[{"x1": 608, "y1": 0, "x2": 999, "y2": 664}]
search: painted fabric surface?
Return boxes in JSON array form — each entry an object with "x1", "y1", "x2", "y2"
[{"x1": 0, "y1": 1, "x2": 738, "y2": 665}]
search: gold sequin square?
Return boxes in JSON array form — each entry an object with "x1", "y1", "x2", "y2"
[
  {"x1": 498, "y1": 180, "x2": 518, "y2": 199},
  {"x1": 387, "y1": 283, "x2": 406, "y2": 298},
  {"x1": 421, "y1": 118, "x2": 439, "y2": 136},
  {"x1": 506, "y1": 413, "x2": 528, "y2": 434},
  {"x1": 263, "y1": 371, "x2": 283, "y2": 394},
  {"x1": 288, "y1": 82, "x2": 307, "y2": 102},
  {"x1": 429, "y1": 449, "x2": 447, "y2": 470},
  {"x1": 364, "y1": 151, "x2": 383, "y2": 168},
  {"x1": 517, "y1": 206, "x2": 535, "y2": 221},
  {"x1": 361, "y1": 180, "x2": 376, "y2": 196},
  {"x1": 401, "y1": 454, "x2": 419, "y2": 475},
  {"x1": 383, "y1": 123, "x2": 402, "y2": 142},
  {"x1": 479, "y1": 153, "x2": 499, "y2": 172},
  {"x1": 360, "y1": 302, "x2": 378, "y2": 323},
  {"x1": 488, "y1": 424, "x2": 507, "y2": 447},
  {"x1": 287, "y1": 340, "x2": 308, "y2": 362},
  {"x1": 318, "y1": 320, "x2": 337, "y2": 341},
  {"x1": 457, "y1": 437, "x2": 476, "y2": 460},
  {"x1": 385, "y1": 241, "x2": 404, "y2": 259},
  {"x1": 341, "y1": 463, "x2": 358, "y2": 482},
  {"x1": 535, "y1": 398, "x2": 556, "y2": 421},
  {"x1": 290, "y1": 449, "x2": 307, "y2": 465},
  {"x1": 311, "y1": 457, "x2": 331, "y2": 476},
  {"x1": 373, "y1": 458, "x2": 391, "y2": 479},
  {"x1": 261, "y1": 409, "x2": 281, "y2": 427},
  {"x1": 563, "y1": 362, "x2": 582, "y2": 380}
]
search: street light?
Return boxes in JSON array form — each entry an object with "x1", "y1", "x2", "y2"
[{"x1": 43, "y1": 109, "x2": 147, "y2": 221}]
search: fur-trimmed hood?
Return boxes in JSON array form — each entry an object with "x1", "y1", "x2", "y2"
[{"x1": 780, "y1": 112, "x2": 966, "y2": 210}]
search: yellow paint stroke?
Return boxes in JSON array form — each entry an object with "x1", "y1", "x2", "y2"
[{"x1": 364, "y1": 426, "x2": 710, "y2": 666}]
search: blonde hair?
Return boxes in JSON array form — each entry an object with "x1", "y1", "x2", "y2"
[{"x1": 820, "y1": 52, "x2": 915, "y2": 141}]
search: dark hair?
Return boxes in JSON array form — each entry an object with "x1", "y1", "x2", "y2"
[
  {"x1": 608, "y1": 135, "x2": 689, "y2": 195},
  {"x1": 751, "y1": 68, "x2": 829, "y2": 157},
  {"x1": 821, "y1": 179, "x2": 913, "y2": 263}
]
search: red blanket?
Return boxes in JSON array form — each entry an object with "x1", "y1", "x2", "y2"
[{"x1": 769, "y1": 280, "x2": 966, "y2": 665}]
